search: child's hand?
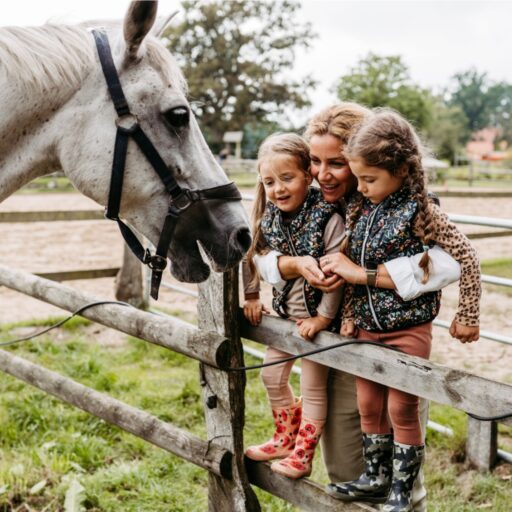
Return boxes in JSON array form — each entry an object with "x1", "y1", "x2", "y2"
[
  {"x1": 243, "y1": 299, "x2": 269, "y2": 326},
  {"x1": 296, "y1": 315, "x2": 331, "y2": 341},
  {"x1": 449, "y1": 319, "x2": 480, "y2": 343},
  {"x1": 341, "y1": 319, "x2": 357, "y2": 338}
]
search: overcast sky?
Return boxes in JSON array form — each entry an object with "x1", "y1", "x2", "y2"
[{"x1": 2, "y1": 1, "x2": 512, "y2": 123}]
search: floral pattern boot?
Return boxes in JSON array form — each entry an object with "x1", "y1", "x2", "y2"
[
  {"x1": 270, "y1": 416, "x2": 324, "y2": 479},
  {"x1": 245, "y1": 398, "x2": 302, "y2": 461}
]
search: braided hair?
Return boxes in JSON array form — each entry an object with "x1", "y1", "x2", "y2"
[
  {"x1": 246, "y1": 132, "x2": 311, "y2": 288},
  {"x1": 343, "y1": 109, "x2": 435, "y2": 282}
]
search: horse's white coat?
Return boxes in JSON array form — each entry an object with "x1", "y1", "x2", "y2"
[{"x1": 0, "y1": 2, "x2": 250, "y2": 282}]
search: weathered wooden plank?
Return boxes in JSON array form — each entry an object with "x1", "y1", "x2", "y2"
[
  {"x1": 198, "y1": 268, "x2": 260, "y2": 511},
  {"x1": 0, "y1": 210, "x2": 104, "y2": 222},
  {"x1": 466, "y1": 417, "x2": 498, "y2": 471},
  {"x1": 245, "y1": 460, "x2": 377, "y2": 512},
  {"x1": 0, "y1": 265, "x2": 230, "y2": 368},
  {"x1": 36, "y1": 268, "x2": 120, "y2": 281},
  {"x1": 240, "y1": 313, "x2": 512, "y2": 421},
  {"x1": 0, "y1": 349, "x2": 231, "y2": 478}
]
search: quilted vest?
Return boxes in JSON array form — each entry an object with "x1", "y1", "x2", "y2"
[
  {"x1": 348, "y1": 187, "x2": 440, "y2": 332},
  {"x1": 261, "y1": 187, "x2": 338, "y2": 319}
]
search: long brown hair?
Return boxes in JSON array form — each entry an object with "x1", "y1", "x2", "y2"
[
  {"x1": 246, "y1": 133, "x2": 311, "y2": 287},
  {"x1": 343, "y1": 109, "x2": 435, "y2": 282}
]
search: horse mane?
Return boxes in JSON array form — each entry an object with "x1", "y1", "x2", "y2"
[
  {"x1": 0, "y1": 23, "x2": 186, "y2": 95},
  {"x1": 0, "y1": 25, "x2": 94, "y2": 94}
]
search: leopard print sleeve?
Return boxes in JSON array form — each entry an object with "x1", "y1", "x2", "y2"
[{"x1": 428, "y1": 203, "x2": 481, "y2": 326}]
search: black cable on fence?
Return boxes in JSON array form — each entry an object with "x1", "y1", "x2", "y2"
[{"x1": 1, "y1": 302, "x2": 510, "y2": 422}]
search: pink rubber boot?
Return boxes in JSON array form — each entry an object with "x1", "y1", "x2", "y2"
[
  {"x1": 245, "y1": 399, "x2": 302, "y2": 461},
  {"x1": 270, "y1": 416, "x2": 324, "y2": 478}
]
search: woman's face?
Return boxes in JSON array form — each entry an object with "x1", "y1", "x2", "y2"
[{"x1": 309, "y1": 134, "x2": 357, "y2": 203}]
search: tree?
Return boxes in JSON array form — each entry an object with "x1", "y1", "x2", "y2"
[
  {"x1": 487, "y1": 82, "x2": 512, "y2": 144},
  {"x1": 165, "y1": 0, "x2": 316, "y2": 151},
  {"x1": 334, "y1": 53, "x2": 433, "y2": 131},
  {"x1": 449, "y1": 69, "x2": 494, "y2": 132},
  {"x1": 425, "y1": 98, "x2": 469, "y2": 163}
]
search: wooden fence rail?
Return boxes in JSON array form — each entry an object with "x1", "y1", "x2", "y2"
[{"x1": 0, "y1": 349, "x2": 231, "y2": 478}]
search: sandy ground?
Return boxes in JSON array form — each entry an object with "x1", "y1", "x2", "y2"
[{"x1": 1, "y1": 190, "x2": 512, "y2": 384}]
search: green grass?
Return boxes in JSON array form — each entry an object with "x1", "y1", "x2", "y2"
[
  {"x1": 19, "y1": 176, "x2": 75, "y2": 193},
  {"x1": 228, "y1": 171, "x2": 258, "y2": 188},
  {"x1": 480, "y1": 257, "x2": 512, "y2": 296},
  {"x1": 0, "y1": 318, "x2": 510, "y2": 510}
]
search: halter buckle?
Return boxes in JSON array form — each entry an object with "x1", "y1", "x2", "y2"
[
  {"x1": 116, "y1": 114, "x2": 139, "y2": 133},
  {"x1": 171, "y1": 189, "x2": 196, "y2": 212},
  {"x1": 147, "y1": 254, "x2": 168, "y2": 272}
]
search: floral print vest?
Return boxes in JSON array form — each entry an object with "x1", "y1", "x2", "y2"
[
  {"x1": 348, "y1": 187, "x2": 440, "y2": 332},
  {"x1": 261, "y1": 187, "x2": 338, "y2": 319}
]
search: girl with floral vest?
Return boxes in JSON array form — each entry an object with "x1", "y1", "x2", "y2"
[
  {"x1": 319, "y1": 110, "x2": 481, "y2": 511},
  {"x1": 243, "y1": 133, "x2": 345, "y2": 478}
]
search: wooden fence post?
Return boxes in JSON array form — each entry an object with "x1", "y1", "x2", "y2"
[
  {"x1": 198, "y1": 267, "x2": 260, "y2": 512},
  {"x1": 466, "y1": 417, "x2": 498, "y2": 471},
  {"x1": 115, "y1": 244, "x2": 146, "y2": 308}
]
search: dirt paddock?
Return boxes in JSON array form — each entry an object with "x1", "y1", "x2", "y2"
[{"x1": 1, "y1": 190, "x2": 512, "y2": 384}]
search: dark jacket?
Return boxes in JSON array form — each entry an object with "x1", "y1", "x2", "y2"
[
  {"x1": 348, "y1": 187, "x2": 440, "y2": 332},
  {"x1": 261, "y1": 187, "x2": 338, "y2": 318}
]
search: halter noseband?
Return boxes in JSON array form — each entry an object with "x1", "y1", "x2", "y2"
[{"x1": 92, "y1": 29, "x2": 242, "y2": 300}]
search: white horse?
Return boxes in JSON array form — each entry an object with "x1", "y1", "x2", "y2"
[{"x1": 0, "y1": 1, "x2": 251, "y2": 285}]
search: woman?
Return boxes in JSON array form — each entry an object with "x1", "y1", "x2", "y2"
[{"x1": 251, "y1": 103, "x2": 460, "y2": 511}]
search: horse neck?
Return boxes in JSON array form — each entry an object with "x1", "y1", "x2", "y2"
[
  {"x1": 0, "y1": 25, "x2": 95, "y2": 201},
  {"x1": 0, "y1": 80, "x2": 81, "y2": 201}
]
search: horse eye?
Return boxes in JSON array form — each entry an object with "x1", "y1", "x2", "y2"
[{"x1": 163, "y1": 106, "x2": 189, "y2": 129}]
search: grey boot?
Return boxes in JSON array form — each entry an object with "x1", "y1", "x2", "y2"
[
  {"x1": 326, "y1": 433, "x2": 393, "y2": 503},
  {"x1": 381, "y1": 442, "x2": 425, "y2": 512}
]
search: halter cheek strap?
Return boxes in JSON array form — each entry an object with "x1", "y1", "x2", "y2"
[{"x1": 91, "y1": 29, "x2": 241, "y2": 300}]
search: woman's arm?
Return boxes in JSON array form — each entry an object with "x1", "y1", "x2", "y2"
[
  {"x1": 383, "y1": 246, "x2": 461, "y2": 300},
  {"x1": 252, "y1": 252, "x2": 344, "y2": 292},
  {"x1": 319, "y1": 246, "x2": 461, "y2": 294}
]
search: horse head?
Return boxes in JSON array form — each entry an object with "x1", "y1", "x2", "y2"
[{"x1": 15, "y1": 1, "x2": 251, "y2": 284}]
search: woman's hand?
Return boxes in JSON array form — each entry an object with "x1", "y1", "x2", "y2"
[
  {"x1": 449, "y1": 319, "x2": 480, "y2": 343},
  {"x1": 243, "y1": 299, "x2": 269, "y2": 326},
  {"x1": 296, "y1": 315, "x2": 332, "y2": 341},
  {"x1": 295, "y1": 255, "x2": 344, "y2": 293},
  {"x1": 320, "y1": 252, "x2": 366, "y2": 285}
]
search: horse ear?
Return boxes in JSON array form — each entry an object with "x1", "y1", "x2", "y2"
[
  {"x1": 152, "y1": 11, "x2": 179, "y2": 39},
  {"x1": 123, "y1": 0, "x2": 158, "y2": 60}
]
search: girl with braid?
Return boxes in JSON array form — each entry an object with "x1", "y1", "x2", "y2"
[{"x1": 319, "y1": 109, "x2": 481, "y2": 511}]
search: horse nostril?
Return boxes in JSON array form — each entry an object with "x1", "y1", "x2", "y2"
[{"x1": 235, "y1": 227, "x2": 252, "y2": 253}]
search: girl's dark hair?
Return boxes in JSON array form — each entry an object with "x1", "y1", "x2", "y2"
[
  {"x1": 343, "y1": 109, "x2": 435, "y2": 282},
  {"x1": 246, "y1": 133, "x2": 311, "y2": 287}
]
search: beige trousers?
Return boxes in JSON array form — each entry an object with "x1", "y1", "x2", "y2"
[{"x1": 320, "y1": 369, "x2": 428, "y2": 512}]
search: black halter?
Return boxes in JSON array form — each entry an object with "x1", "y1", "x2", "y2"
[{"x1": 92, "y1": 30, "x2": 242, "y2": 300}]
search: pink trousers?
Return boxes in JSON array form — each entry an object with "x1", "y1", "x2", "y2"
[
  {"x1": 261, "y1": 346, "x2": 329, "y2": 421},
  {"x1": 355, "y1": 322, "x2": 432, "y2": 445}
]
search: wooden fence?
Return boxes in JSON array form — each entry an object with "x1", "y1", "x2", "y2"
[
  {"x1": 0, "y1": 263, "x2": 511, "y2": 510},
  {"x1": 1, "y1": 206, "x2": 512, "y2": 509}
]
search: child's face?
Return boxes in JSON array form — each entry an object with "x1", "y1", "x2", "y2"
[
  {"x1": 349, "y1": 157, "x2": 405, "y2": 204},
  {"x1": 260, "y1": 155, "x2": 312, "y2": 215}
]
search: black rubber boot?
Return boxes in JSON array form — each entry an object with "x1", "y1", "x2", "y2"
[
  {"x1": 325, "y1": 433, "x2": 393, "y2": 503},
  {"x1": 381, "y1": 442, "x2": 425, "y2": 512}
]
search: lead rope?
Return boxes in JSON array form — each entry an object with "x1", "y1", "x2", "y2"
[{"x1": 1, "y1": 306, "x2": 510, "y2": 422}]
